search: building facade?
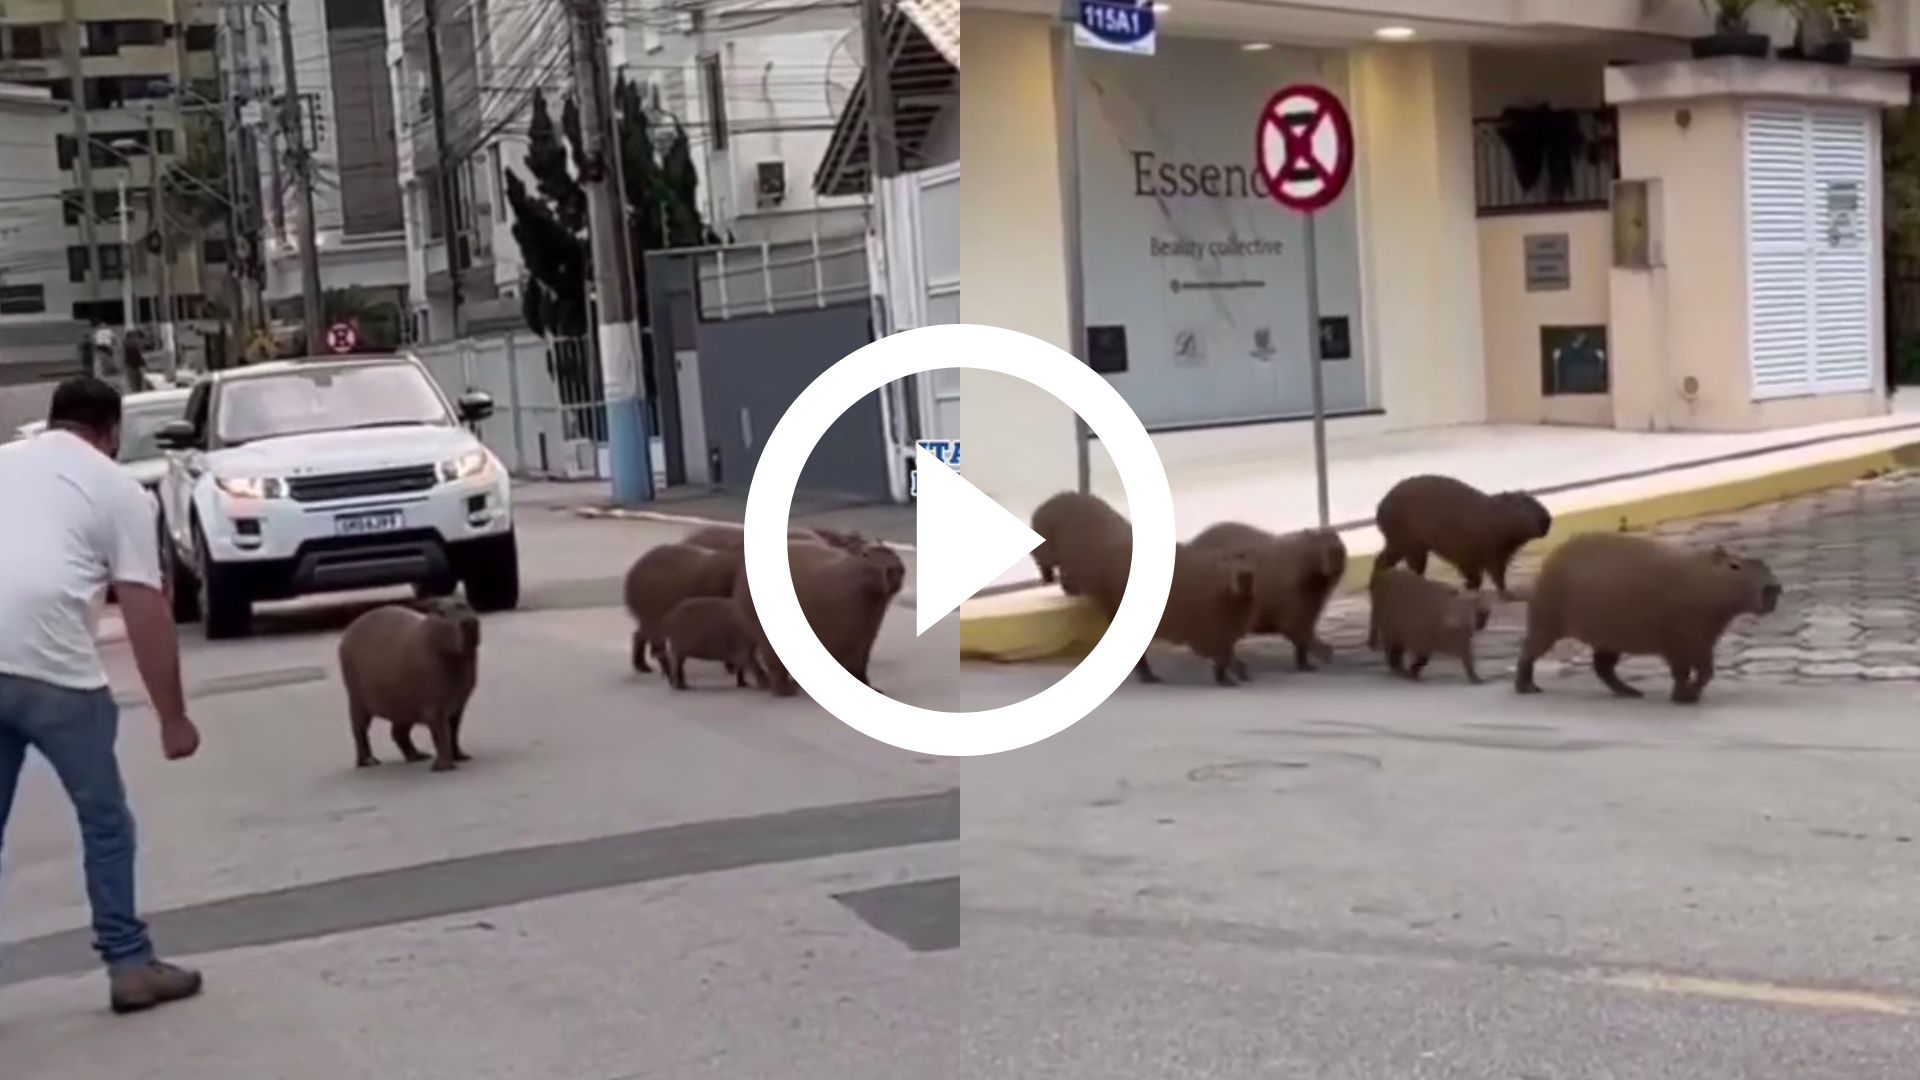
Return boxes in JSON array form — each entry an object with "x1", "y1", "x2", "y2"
[
  {"x1": 0, "y1": 82, "x2": 86, "y2": 382},
  {"x1": 962, "y1": 0, "x2": 1920, "y2": 514}
]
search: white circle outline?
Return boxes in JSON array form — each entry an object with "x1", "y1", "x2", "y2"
[{"x1": 742, "y1": 323, "x2": 1176, "y2": 758}]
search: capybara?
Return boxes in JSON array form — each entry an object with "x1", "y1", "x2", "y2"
[
  {"x1": 733, "y1": 541, "x2": 901, "y2": 696},
  {"x1": 1368, "y1": 568, "x2": 1491, "y2": 684},
  {"x1": 653, "y1": 596, "x2": 768, "y2": 690},
  {"x1": 339, "y1": 601, "x2": 481, "y2": 771},
  {"x1": 1191, "y1": 521, "x2": 1348, "y2": 673},
  {"x1": 622, "y1": 543, "x2": 745, "y2": 673},
  {"x1": 1081, "y1": 537, "x2": 1258, "y2": 686},
  {"x1": 1515, "y1": 534, "x2": 1781, "y2": 704},
  {"x1": 1030, "y1": 491, "x2": 1130, "y2": 595},
  {"x1": 683, "y1": 523, "x2": 868, "y2": 553},
  {"x1": 1373, "y1": 474, "x2": 1552, "y2": 600}
]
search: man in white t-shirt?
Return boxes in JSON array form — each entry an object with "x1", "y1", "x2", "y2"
[{"x1": 0, "y1": 376, "x2": 204, "y2": 1015}]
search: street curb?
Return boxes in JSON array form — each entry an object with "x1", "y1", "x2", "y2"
[{"x1": 958, "y1": 437, "x2": 1920, "y2": 663}]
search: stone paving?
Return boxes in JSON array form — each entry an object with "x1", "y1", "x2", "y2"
[{"x1": 1300, "y1": 469, "x2": 1920, "y2": 687}]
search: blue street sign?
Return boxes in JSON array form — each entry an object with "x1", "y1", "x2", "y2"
[{"x1": 1075, "y1": 0, "x2": 1156, "y2": 56}]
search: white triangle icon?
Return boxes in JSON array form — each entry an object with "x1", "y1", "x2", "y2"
[{"x1": 914, "y1": 445, "x2": 1044, "y2": 636}]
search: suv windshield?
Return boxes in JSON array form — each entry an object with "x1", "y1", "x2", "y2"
[{"x1": 214, "y1": 363, "x2": 451, "y2": 446}]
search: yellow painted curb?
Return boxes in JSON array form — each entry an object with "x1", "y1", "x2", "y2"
[{"x1": 958, "y1": 439, "x2": 1920, "y2": 663}]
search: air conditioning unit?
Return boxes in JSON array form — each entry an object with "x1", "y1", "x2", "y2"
[{"x1": 755, "y1": 160, "x2": 786, "y2": 209}]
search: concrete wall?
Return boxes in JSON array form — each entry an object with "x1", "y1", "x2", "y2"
[
  {"x1": 1478, "y1": 210, "x2": 1612, "y2": 425},
  {"x1": 957, "y1": 8, "x2": 1077, "y2": 514},
  {"x1": 1349, "y1": 43, "x2": 1487, "y2": 429}
]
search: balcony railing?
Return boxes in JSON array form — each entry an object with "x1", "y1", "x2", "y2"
[{"x1": 1474, "y1": 106, "x2": 1618, "y2": 216}]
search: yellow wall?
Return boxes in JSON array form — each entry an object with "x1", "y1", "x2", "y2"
[
  {"x1": 1478, "y1": 210, "x2": 1612, "y2": 425},
  {"x1": 957, "y1": 8, "x2": 1080, "y2": 514},
  {"x1": 1349, "y1": 43, "x2": 1487, "y2": 429}
]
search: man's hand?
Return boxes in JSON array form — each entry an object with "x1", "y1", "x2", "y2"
[{"x1": 159, "y1": 716, "x2": 200, "y2": 760}]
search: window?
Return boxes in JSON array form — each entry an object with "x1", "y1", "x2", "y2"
[
  {"x1": 184, "y1": 24, "x2": 217, "y2": 51},
  {"x1": 1540, "y1": 326, "x2": 1610, "y2": 396},
  {"x1": 84, "y1": 20, "x2": 166, "y2": 55},
  {"x1": 69, "y1": 245, "x2": 126, "y2": 282},
  {"x1": 202, "y1": 238, "x2": 229, "y2": 264},
  {"x1": 0, "y1": 284, "x2": 46, "y2": 315},
  {"x1": 3, "y1": 26, "x2": 45, "y2": 60},
  {"x1": 62, "y1": 190, "x2": 121, "y2": 225}
]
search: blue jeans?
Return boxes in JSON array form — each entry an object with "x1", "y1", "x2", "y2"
[{"x1": 0, "y1": 673, "x2": 154, "y2": 971}]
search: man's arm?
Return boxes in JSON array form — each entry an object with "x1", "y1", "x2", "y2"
[{"x1": 103, "y1": 480, "x2": 198, "y2": 759}]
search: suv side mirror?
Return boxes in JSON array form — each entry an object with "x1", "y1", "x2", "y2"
[
  {"x1": 457, "y1": 391, "x2": 495, "y2": 423},
  {"x1": 155, "y1": 419, "x2": 197, "y2": 450}
]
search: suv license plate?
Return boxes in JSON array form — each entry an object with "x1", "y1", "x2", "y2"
[{"x1": 335, "y1": 510, "x2": 404, "y2": 537}]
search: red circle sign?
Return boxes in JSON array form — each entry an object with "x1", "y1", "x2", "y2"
[
  {"x1": 1255, "y1": 84, "x2": 1355, "y2": 214},
  {"x1": 325, "y1": 321, "x2": 358, "y2": 354}
]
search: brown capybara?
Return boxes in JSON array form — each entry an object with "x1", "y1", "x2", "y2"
[
  {"x1": 1368, "y1": 568, "x2": 1492, "y2": 684},
  {"x1": 1515, "y1": 534, "x2": 1781, "y2": 704},
  {"x1": 1191, "y1": 522, "x2": 1348, "y2": 673},
  {"x1": 652, "y1": 596, "x2": 768, "y2": 690},
  {"x1": 1373, "y1": 474, "x2": 1552, "y2": 601},
  {"x1": 339, "y1": 600, "x2": 481, "y2": 771},
  {"x1": 733, "y1": 541, "x2": 901, "y2": 696},
  {"x1": 1081, "y1": 537, "x2": 1258, "y2": 686},
  {"x1": 622, "y1": 543, "x2": 744, "y2": 674},
  {"x1": 682, "y1": 523, "x2": 868, "y2": 553},
  {"x1": 1030, "y1": 491, "x2": 1130, "y2": 596}
]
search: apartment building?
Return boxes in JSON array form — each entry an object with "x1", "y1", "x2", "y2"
[
  {"x1": 0, "y1": 82, "x2": 85, "y2": 381},
  {"x1": 230, "y1": 0, "x2": 409, "y2": 344},
  {"x1": 0, "y1": 0, "x2": 225, "y2": 363},
  {"x1": 962, "y1": 0, "x2": 1920, "y2": 511}
]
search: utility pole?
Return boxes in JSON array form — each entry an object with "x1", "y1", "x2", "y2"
[
  {"x1": 147, "y1": 109, "x2": 177, "y2": 366},
  {"x1": 62, "y1": 0, "x2": 102, "y2": 317},
  {"x1": 422, "y1": 0, "x2": 464, "y2": 337},
  {"x1": 570, "y1": 0, "x2": 653, "y2": 504},
  {"x1": 117, "y1": 175, "x2": 133, "y2": 337},
  {"x1": 276, "y1": 0, "x2": 324, "y2": 352},
  {"x1": 860, "y1": 0, "x2": 908, "y2": 499},
  {"x1": 860, "y1": 0, "x2": 899, "y2": 181}
]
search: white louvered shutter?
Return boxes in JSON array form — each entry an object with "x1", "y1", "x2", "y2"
[{"x1": 1743, "y1": 104, "x2": 1876, "y2": 400}]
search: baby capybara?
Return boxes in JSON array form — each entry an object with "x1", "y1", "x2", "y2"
[
  {"x1": 1368, "y1": 567, "x2": 1492, "y2": 684},
  {"x1": 1030, "y1": 491, "x2": 1130, "y2": 595},
  {"x1": 1081, "y1": 537, "x2": 1258, "y2": 686},
  {"x1": 1191, "y1": 521, "x2": 1348, "y2": 672},
  {"x1": 623, "y1": 543, "x2": 744, "y2": 673},
  {"x1": 653, "y1": 596, "x2": 767, "y2": 690},
  {"x1": 339, "y1": 600, "x2": 481, "y2": 771},
  {"x1": 1374, "y1": 475, "x2": 1552, "y2": 598},
  {"x1": 1515, "y1": 534, "x2": 1781, "y2": 704}
]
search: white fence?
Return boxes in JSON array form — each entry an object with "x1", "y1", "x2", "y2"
[{"x1": 413, "y1": 332, "x2": 611, "y2": 480}]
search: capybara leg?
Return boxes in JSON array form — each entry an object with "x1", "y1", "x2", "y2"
[
  {"x1": 1593, "y1": 650, "x2": 1643, "y2": 699},
  {"x1": 1365, "y1": 608, "x2": 1379, "y2": 651},
  {"x1": 391, "y1": 722, "x2": 430, "y2": 764},
  {"x1": 1288, "y1": 632, "x2": 1317, "y2": 672},
  {"x1": 350, "y1": 699, "x2": 377, "y2": 768},
  {"x1": 1491, "y1": 564, "x2": 1513, "y2": 599},
  {"x1": 630, "y1": 627, "x2": 652, "y2": 673},
  {"x1": 1462, "y1": 645, "x2": 1483, "y2": 685},
  {"x1": 1514, "y1": 632, "x2": 1554, "y2": 695},
  {"x1": 1405, "y1": 548, "x2": 1430, "y2": 577},
  {"x1": 1374, "y1": 543, "x2": 1402, "y2": 575},
  {"x1": 1035, "y1": 552, "x2": 1056, "y2": 584},
  {"x1": 1667, "y1": 655, "x2": 1701, "y2": 705},
  {"x1": 1135, "y1": 655, "x2": 1162, "y2": 684},
  {"x1": 1408, "y1": 654, "x2": 1430, "y2": 681},
  {"x1": 427, "y1": 712, "x2": 458, "y2": 772},
  {"x1": 1232, "y1": 657, "x2": 1251, "y2": 682},
  {"x1": 734, "y1": 663, "x2": 747, "y2": 688},
  {"x1": 670, "y1": 652, "x2": 689, "y2": 691},
  {"x1": 741, "y1": 651, "x2": 770, "y2": 689},
  {"x1": 449, "y1": 709, "x2": 472, "y2": 763},
  {"x1": 1212, "y1": 660, "x2": 1237, "y2": 687},
  {"x1": 1385, "y1": 644, "x2": 1406, "y2": 675},
  {"x1": 1692, "y1": 653, "x2": 1717, "y2": 696}
]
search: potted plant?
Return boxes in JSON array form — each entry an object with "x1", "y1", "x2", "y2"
[
  {"x1": 1690, "y1": 0, "x2": 1775, "y2": 59},
  {"x1": 1784, "y1": 0, "x2": 1875, "y2": 63}
]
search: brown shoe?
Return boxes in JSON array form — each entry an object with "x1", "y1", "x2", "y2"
[{"x1": 109, "y1": 960, "x2": 203, "y2": 1015}]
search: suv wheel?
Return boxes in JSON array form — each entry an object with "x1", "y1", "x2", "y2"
[
  {"x1": 164, "y1": 515, "x2": 201, "y2": 624},
  {"x1": 196, "y1": 526, "x2": 252, "y2": 639},
  {"x1": 462, "y1": 530, "x2": 520, "y2": 613}
]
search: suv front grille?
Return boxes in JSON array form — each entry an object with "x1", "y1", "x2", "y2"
[{"x1": 287, "y1": 464, "x2": 438, "y2": 503}]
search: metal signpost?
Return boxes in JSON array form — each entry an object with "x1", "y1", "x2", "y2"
[
  {"x1": 1060, "y1": 0, "x2": 1155, "y2": 494},
  {"x1": 1255, "y1": 83, "x2": 1354, "y2": 529},
  {"x1": 325, "y1": 321, "x2": 359, "y2": 355}
]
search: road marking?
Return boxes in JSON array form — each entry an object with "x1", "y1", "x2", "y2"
[{"x1": 1601, "y1": 972, "x2": 1920, "y2": 1017}]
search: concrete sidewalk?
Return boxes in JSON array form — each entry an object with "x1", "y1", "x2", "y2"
[{"x1": 963, "y1": 400, "x2": 1920, "y2": 661}]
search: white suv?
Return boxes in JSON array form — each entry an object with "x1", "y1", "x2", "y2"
[{"x1": 155, "y1": 355, "x2": 518, "y2": 638}]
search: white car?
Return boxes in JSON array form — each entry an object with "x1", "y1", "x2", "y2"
[
  {"x1": 12, "y1": 387, "x2": 191, "y2": 491},
  {"x1": 155, "y1": 355, "x2": 518, "y2": 638}
]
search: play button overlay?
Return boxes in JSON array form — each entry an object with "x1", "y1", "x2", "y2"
[
  {"x1": 912, "y1": 443, "x2": 1044, "y2": 636},
  {"x1": 742, "y1": 323, "x2": 1175, "y2": 758}
]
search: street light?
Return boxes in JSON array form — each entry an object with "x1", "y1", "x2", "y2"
[{"x1": 107, "y1": 137, "x2": 142, "y2": 341}]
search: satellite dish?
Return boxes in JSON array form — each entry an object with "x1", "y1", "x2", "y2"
[{"x1": 824, "y1": 29, "x2": 860, "y2": 116}]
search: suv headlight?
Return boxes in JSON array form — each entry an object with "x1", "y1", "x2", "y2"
[
  {"x1": 214, "y1": 475, "x2": 285, "y2": 500},
  {"x1": 439, "y1": 449, "x2": 491, "y2": 483}
]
